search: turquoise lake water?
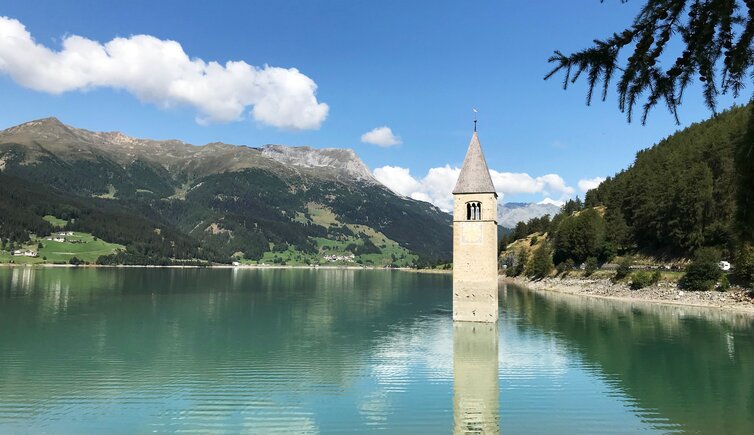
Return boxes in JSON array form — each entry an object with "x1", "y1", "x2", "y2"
[{"x1": 0, "y1": 268, "x2": 752, "y2": 433}]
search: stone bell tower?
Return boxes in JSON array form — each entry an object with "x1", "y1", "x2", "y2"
[{"x1": 452, "y1": 131, "x2": 498, "y2": 322}]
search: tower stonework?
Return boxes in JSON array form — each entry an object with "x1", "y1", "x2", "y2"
[{"x1": 452, "y1": 132, "x2": 499, "y2": 322}]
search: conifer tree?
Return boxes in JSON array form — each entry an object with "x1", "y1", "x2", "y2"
[
  {"x1": 527, "y1": 242, "x2": 555, "y2": 279},
  {"x1": 546, "y1": 0, "x2": 754, "y2": 241}
]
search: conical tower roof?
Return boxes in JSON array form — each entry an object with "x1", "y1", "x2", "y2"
[{"x1": 453, "y1": 132, "x2": 496, "y2": 195}]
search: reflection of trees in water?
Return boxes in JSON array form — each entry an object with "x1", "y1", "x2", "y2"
[
  {"x1": 504, "y1": 283, "x2": 754, "y2": 434},
  {"x1": 0, "y1": 269, "x2": 451, "y2": 406},
  {"x1": 453, "y1": 321, "x2": 499, "y2": 434}
]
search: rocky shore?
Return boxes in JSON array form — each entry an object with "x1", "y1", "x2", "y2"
[{"x1": 503, "y1": 276, "x2": 754, "y2": 314}]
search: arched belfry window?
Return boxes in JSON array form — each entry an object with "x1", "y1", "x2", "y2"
[{"x1": 466, "y1": 201, "x2": 481, "y2": 221}]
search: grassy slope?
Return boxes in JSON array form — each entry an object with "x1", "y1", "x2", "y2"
[
  {"x1": 0, "y1": 231, "x2": 123, "y2": 264},
  {"x1": 42, "y1": 215, "x2": 67, "y2": 228},
  {"x1": 501, "y1": 230, "x2": 685, "y2": 283},
  {"x1": 0, "y1": 173, "x2": 212, "y2": 263},
  {"x1": 245, "y1": 203, "x2": 418, "y2": 267},
  {"x1": 2, "y1": 140, "x2": 451, "y2": 265}
]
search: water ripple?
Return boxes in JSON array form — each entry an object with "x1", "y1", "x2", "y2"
[{"x1": 0, "y1": 269, "x2": 751, "y2": 433}]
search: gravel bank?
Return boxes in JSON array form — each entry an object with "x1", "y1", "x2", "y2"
[{"x1": 503, "y1": 276, "x2": 754, "y2": 314}]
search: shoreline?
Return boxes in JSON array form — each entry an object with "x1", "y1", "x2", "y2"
[
  {"x1": 503, "y1": 276, "x2": 754, "y2": 315},
  {"x1": 2, "y1": 262, "x2": 751, "y2": 312},
  {"x1": 0, "y1": 263, "x2": 452, "y2": 273}
]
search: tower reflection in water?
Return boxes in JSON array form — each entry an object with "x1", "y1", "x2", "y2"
[{"x1": 453, "y1": 321, "x2": 500, "y2": 434}]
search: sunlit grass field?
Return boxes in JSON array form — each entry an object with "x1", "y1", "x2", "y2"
[{"x1": 0, "y1": 231, "x2": 123, "y2": 264}]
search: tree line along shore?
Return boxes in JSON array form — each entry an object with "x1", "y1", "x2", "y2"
[{"x1": 498, "y1": 105, "x2": 754, "y2": 307}]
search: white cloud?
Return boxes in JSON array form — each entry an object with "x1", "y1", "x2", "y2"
[
  {"x1": 537, "y1": 173, "x2": 575, "y2": 197},
  {"x1": 417, "y1": 165, "x2": 461, "y2": 210},
  {"x1": 0, "y1": 16, "x2": 328, "y2": 129},
  {"x1": 409, "y1": 192, "x2": 433, "y2": 203},
  {"x1": 373, "y1": 165, "x2": 456, "y2": 211},
  {"x1": 361, "y1": 126, "x2": 402, "y2": 147},
  {"x1": 373, "y1": 164, "x2": 576, "y2": 212},
  {"x1": 489, "y1": 171, "x2": 574, "y2": 198},
  {"x1": 372, "y1": 166, "x2": 421, "y2": 196},
  {"x1": 578, "y1": 176, "x2": 606, "y2": 192}
]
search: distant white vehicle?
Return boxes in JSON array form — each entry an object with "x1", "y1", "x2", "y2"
[{"x1": 719, "y1": 261, "x2": 731, "y2": 271}]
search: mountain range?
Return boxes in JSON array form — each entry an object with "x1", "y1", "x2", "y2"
[
  {"x1": 0, "y1": 118, "x2": 451, "y2": 265},
  {"x1": 497, "y1": 202, "x2": 561, "y2": 229},
  {"x1": 0, "y1": 117, "x2": 558, "y2": 266}
]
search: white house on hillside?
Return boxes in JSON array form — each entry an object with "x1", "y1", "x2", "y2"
[{"x1": 12, "y1": 250, "x2": 38, "y2": 257}]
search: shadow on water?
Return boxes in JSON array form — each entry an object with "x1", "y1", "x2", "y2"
[{"x1": 502, "y1": 282, "x2": 754, "y2": 434}]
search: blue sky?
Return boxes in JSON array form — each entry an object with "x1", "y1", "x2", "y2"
[{"x1": 0, "y1": 1, "x2": 745, "y2": 208}]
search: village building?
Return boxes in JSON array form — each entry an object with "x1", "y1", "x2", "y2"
[
  {"x1": 12, "y1": 249, "x2": 38, "y2": 257},
  {"x1": 452, "y1": 131, "x2": 499, "y2": 322},
  {"x1": 323, "y1": 253, "x2": 356, "y2": 263}
]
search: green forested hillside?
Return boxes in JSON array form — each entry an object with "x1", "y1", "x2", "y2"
[
  {"x1": 0, "y1": 118, "x2": 452, "y2": 265},
  {"x1": 586, "y1": 104, "x2": 748, "y2": 256},
  {"x1": 0, "y1": 174, "x2": 219, "y2": 264},
  {"x1": 502, "y1": 104, "x2": 753, "y2": 287},
  {"x1": 161, "y1": 168, "x2": 451, "y2": 263}
]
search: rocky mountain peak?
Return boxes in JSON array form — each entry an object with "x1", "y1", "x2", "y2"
[
  {"x1": 260, "y1": 144, "x2": 376, "y2": 182},
  {"x1": 0, "y1": 117, "x2": 380, "y2": 184},
  {"x1": 100, "y1": 131, "x2": 133, "y2": 142},
  {"x1": 22, "y1": 116, "x2": 65, "y2": 127},
  {"x1": 3, "y1": 116, "x2": 70, "y2": 136}
]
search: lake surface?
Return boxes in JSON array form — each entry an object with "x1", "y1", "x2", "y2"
[{"x1": 0, "y1": 268, "x2": 753, "y2": 434}]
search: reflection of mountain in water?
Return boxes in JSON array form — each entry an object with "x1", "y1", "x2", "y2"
[
  {"x1": 503, "y1": 283, "x2": 754, "y2": 434},
  {"x1": 453, "y1": 321, "x2": 499, "y2": 434},
  {"x1": 2, "y1": 269, "x2": 753, "y2": 432},
  {"x1": 0, "y1": 268, "x2": 452, "y2": 431}
]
